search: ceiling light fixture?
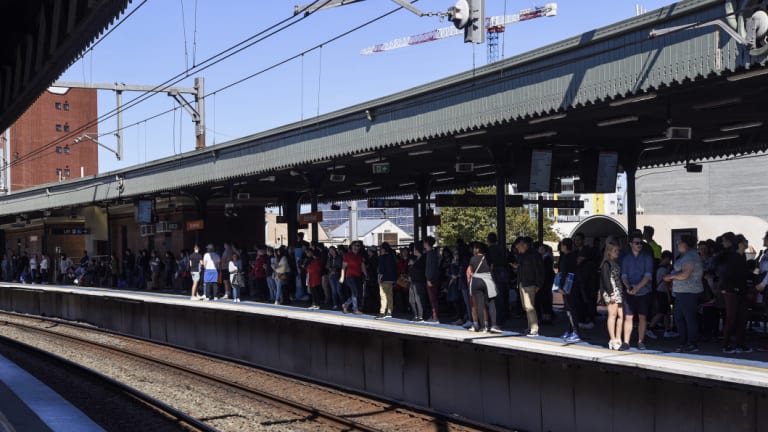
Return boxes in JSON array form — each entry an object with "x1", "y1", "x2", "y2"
[
  {"x1": 408, "y1": 150, "x2": 433, "y2": 156},
  {"x1": 436, "y1": 177, "x2": 455, "y2": 182},
  {"x1": 429, "y1": 171, "x2": 447, "y2": 176},
  {"x1": 365, "y1": 186, "x2": 382, "y2": 191},
  {"x1": 641, "y1": 136, "x2": 670, "y2": 144},
  {"x1": 474, "y1": 164, "x2": 492, "y2": 169},
  {"x1": 727, "y1": 68, "x2": 768, "y2": 81},
  {"x1": 596, "y1": 116, "x2": 639, "y2": 127},
  {"x1": 460, "y1": 144, "x2": 483, "y2": 150},
  {"x1": 312, "y1": 159, "x2": 331, "y2": 165},
  {"x1": 327, "y1": 164, "x2": 345, "y2": 170},
  {"x1": 364, "y1": 157, "x2": 384, "y2": 164},
  {"x1": 609, "y1": 92, "x2": 657, "y2": 107},
  {"x1": 529, "y1": 113, "x2": 567, "y2": 124},
  {"x1": 720, "y1": 121, "x2": 763, "y2": 132},
  {"x1": 259, "y1": 176, "x2": 276, "y2": 182},
  {"x1": 399, "y1": 182, "x2": 416, "y2": 187},
  {"x1": 337, "y1": 190, "x2": 351, "y2": 194},
  {"x1": 454, "y1": 130, "x2": 487, "y2": 139},
  {"x1": 523, "y1": 131, "x2": 557, "y2": 140},
  {"x1": 355, "y1": 181, "x2": 373, "y2": 186},
  {"x1": 352, "y1": 151, "x2": 376, "y2": 158},
  {"x1": 400, "y1": 141, "x2": 427, "y2": 149},
  {"x1": 476, "y1": 171, "x2": 496, "y2": 176},
  {"x1": 692, "y1": 97, "x2": 741, "y2": 110},
  {"x1": 701, "y1": 134, "x2": 739, "y2": 143}
]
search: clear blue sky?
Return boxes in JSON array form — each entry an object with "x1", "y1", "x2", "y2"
[{"x1": 56, "y1": 0, "x2": 675, "y2": 173}]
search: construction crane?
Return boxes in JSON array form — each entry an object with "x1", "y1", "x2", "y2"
[{"x1": 360, "y1": 3, "x2": 558, "y2": 62}]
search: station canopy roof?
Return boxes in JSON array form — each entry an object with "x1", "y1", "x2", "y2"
[
  {"x1": 0, "y1": 0, "x2": 130, "y2": 133},
  {"x1": 0, "y1": 0, "x2": 767, "y2": 217}
]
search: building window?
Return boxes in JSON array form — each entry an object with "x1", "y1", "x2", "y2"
[
  {"x1": 63, "y1": 123, "x2": 70, "y2": 132},
  {"x1": 63, "y1": 146, "x2": 70, "y2": 154},
  {"x1": 55, "y1": 102, "x2": 62, "y2": 110},
  {"x1": 63, "y1": 168, "x2": 70, "y2": 177},
  {"x1": 56, "y1": 168, "x2": 62, "y2": 177},
  {"x1": 63, "y1": 103, "x2": 70, "y2": 111},
  {"x1": 55, "y1": 124, "x2": 62, "y2": 132},
  {"x1": 55, "y1": 146, "x2": 62, "y2": 153}
]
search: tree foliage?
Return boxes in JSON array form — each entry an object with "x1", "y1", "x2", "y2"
[{"x1": 435, "y1": 187, "x2": 558, "y2": 246}]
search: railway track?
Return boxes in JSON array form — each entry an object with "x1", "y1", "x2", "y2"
[{"x1": 0, "y1": 312, "x2": 509, "y2": 432}]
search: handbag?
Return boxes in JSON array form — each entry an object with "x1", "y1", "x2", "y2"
[
  {"x1": 278, "y1": 272, "x2": 288, "y2": 281},
  {"x1": 471, "y1": 256, "x2": 497, "y2": 298},
  {"x1": 396, "y1": 274, "x2": 409, "y2": 289}
]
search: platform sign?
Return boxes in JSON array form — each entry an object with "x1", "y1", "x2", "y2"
[
  {"x1": 435, "y1": 194, "x2": 524, "y2": 207},
  {"x1": 52, "y1": 228, "x2": 90, "y2": 235},
  {"x1": 298, "y1": 211, "x2": 323, "y2": 224},
  {"x1": 523, "y1": 199, "x2": 585, "y2": 209},
  {"x1": 367, "y1": 198, "x2": 415, "y2": 208},
  {"x1": 186, "y1": 219, "x2": 205, "y2": 231}
]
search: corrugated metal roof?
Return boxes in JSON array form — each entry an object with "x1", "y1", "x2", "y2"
[{"x1": 1, "y1": 0, "x2": 764, "y2": 215}]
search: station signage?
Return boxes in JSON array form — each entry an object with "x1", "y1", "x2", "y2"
[
  {"x1": 298, "y1": 212, "x2": 323, "y2": 224},
  {"x1": 186, "y1": 219, "x2": 205, "y2": 231},
  {"x1": 524, "y1": 199, "x2": 585, "y2": 209},
  {"x1": 434, "y1": 194, "x2": 524, "y2": 207},
  {"x1": 52, "y1": 228, "x2": 90, "y2": 235},
  {"x1": 367, "y1": 198, "x2": 415, "y2": 208}
]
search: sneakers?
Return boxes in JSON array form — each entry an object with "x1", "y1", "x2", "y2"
[
  {"x1": 645, "y1": 330, "x2": 658, "y2": 340},
  {"x1": 374, "y1": 314, "x2": 386, "y2": 320},
  {"x1": 637, "y1": 341, "x2": 646, "y2": 350},
  {"x1": 342, "y1": 305, "x2": 349, "y2": 314},
  {"x1": 663, "y1": 331, "x2": 679, "y2": 338},
  {"x1": 723, "y1": 345, "x2": 736, "y2": 354},
  {"x1": 683, "y1": 344, "x2": 699, "y2": 353},
  {"x1": 560, "y1": 331, "x2": 571, "y2": 339},
  {"x1": 756, "y1": 345, "x2": 768, "y2": 352},
  {"x1": 563, "y1": 332, "x2": 581, "y2": 343},
  {"x1": 462, "y1": 321, "x2": 474, "y2": 329},
  {"x1": 190, "y1": 296, "x2": 199, "y2": 301},
  {"x1": 608, "y1": 339, "x2": 621, "y2": 350},
  {"x1": 484, "y1": 327, "x2": 492, "y2": 333},
  {"x1": 525, "y1": 329, "x2": 539, "y2": 337},
  {"x1": 735, "y1": 345, "x2": 753, "y2": 354},
  {"x1": 426, "y1": 318, "x2": 440, "y2": 324},
  {"x1": 451, "y1": 318, "x2": 465, "y2": 326},
  {"x1": 490, "y1": 326, "x2": 503, "y2": 334},
  {"x1": 467, "y1": 326, "x2": 479, "y2": 332},
  {"x1": 353, "y1": 310, "x2": 363, "y2": 315},
  {"x1": 618, "y1": 342, "x2": 630, "y2": 351}
]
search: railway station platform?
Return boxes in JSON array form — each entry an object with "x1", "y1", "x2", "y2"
[
  {"x1": 0, "y1": 353, "x2": 104, "y2": 432},
  {"x1": 1, "y1": 283, "x2": 767, "y2": 431}
]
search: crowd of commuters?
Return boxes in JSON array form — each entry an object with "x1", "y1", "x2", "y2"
[{"x1": 5, "y1": 225, "x2": 767, "y2": 355}]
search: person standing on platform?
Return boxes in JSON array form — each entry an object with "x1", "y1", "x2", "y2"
[
  {"x1": 189, "y1": 245, "x2": 203, "y2": 300},
  {"x1": 375, "y1": 242, "x2": 397, "y2": 319},
  {"x1": 718, "y1": 232, "x2": 752, "y2": 353},
  {"x1": 39, "y1": 254, "x2": 50, "y2": 284},
  {"x1": 123, "y1": 248, "x2": 135, "y2": 288},
  {"x1": 228, "y1": 252, "x2": 244, "y2": 302},
  {"x1": 341, "y1": 241, "x2": 367, "y2": 315},
  {"x1": 620, "y1": 232, "x2": 654, "y2": 350},
  {"x1": 663, "y1": 235, "x2": 704, "y2": 352},
  {"x1": 600, "y1": 242, "x2": 625, "y2": 350},
  {"x1": 408, "y1": 244, "x2": 427, "y2": 322},
  {"x1": 487, "y1": 233, "x2": 511, "y2": 325},
  {"x1": 305, "y1": 247, "x2": 323, "y2": 309},
  {"x1": 149, "y1": 250, "x2": 162, "y2": 290},
  {"x1": 202, "y1": 244, "x2": 221, "y2": 301},
  {"x1": 558, "y1": 238, "x2": 581, "y2": 343},
  {"x1": 326, "y1": 246, "x2": 343, "y2": 310},
  {"x1": 467, "y1": 242, "x2": 497, "y2": 333},
  {"x1": 423, "y1": 236, "x2": 441, "y2": 323},
  {"x1": 535, "y1": 243, "x2": 555, "y2": 325},
  {"x1": 512, "y1": 237, "x2": 544, "y2": 337},
  {"x1": 220, "y1": 242, "x2": 233, "y2": 299},
  {"x1": 251, "y1": 247, "x2": 268, "y2": 300},
  {"x1": 272, "y1": 246, "x2": 289, "y2": 305},
  {"x1": 29, "y1": 254, "x2": 38, "y2": 283}
]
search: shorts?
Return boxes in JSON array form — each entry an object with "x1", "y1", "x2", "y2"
[
  {"x1": 191, "y1": 271, "x2": 200, "y2": 282},
  {"x1": 654, "y1": 291, "x2": 671, "y2": 314},
  {"x1": 623, "y1": 293, "x2": 650, "y2": 316}
]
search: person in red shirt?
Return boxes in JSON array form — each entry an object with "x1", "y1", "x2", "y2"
[
  {"x1": 305, "y1": 248, "x2": 323, "y2": 309},
  {"x1": 251, "y1": 247, "x2": 268, "y2": 300},
  {"x1": 341, "y1": 241, "x2": 367, "y2": 314}
]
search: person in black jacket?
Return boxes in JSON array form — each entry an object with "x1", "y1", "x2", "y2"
[
  {"x1": 558, "y1": 238, "x2": 581, "y2": 343},
  {"x1": 513, "y1": 237, "x2": 545, "y2": 337},
  {"x1": 375, "y1": 242, "x2": 398, "y2": 319},
  {"x1": 718, "y1": 232, "x2": 751, "y2": 353}
]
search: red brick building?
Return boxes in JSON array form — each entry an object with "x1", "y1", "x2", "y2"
[{"x1": 5, "y1": 87, "x2": 98, "y2": 191}]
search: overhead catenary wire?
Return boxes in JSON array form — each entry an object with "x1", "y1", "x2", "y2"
[
  {"x1": 42, "y1": 0, "x2": 420, "y2": 159},
  {"x1": 10, "y1": 0, "x2": 332, "y2": 169}
]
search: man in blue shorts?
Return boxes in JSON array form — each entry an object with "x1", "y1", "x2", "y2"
[{"x1": 621, "y1": 231, "x2": 654, "y2": 350}]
